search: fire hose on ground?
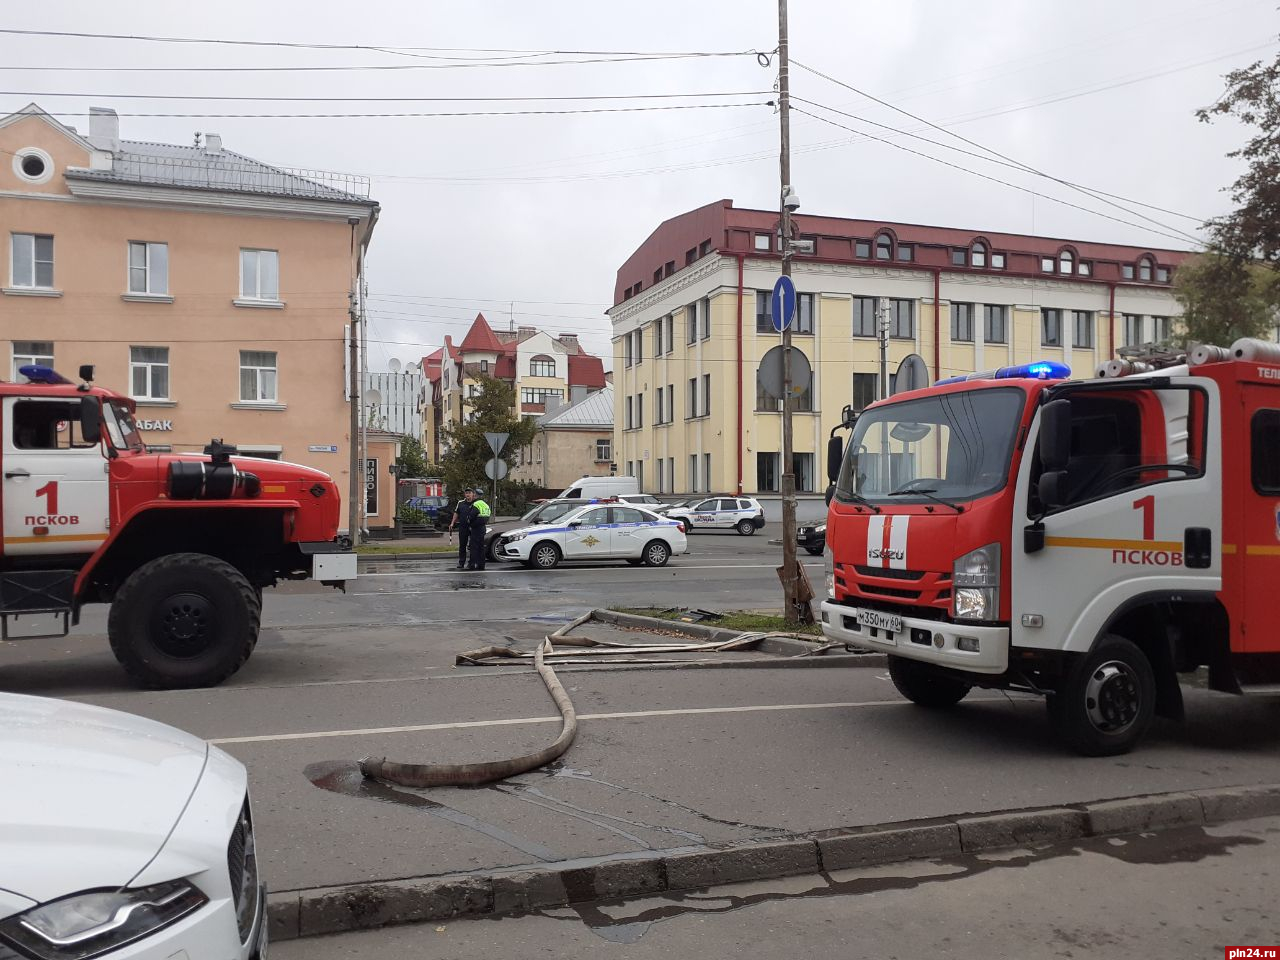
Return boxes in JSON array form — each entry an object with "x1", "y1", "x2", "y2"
[{"x1": 358, "y1": 612, "x2": 835, "y2": 789}]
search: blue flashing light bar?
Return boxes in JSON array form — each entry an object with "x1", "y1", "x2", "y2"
[
  {"x1": 936, "y1": 360, "x2": 1070, "y2": 387},
  {"x1": 17, "y1": 365, "x2": 72, "y2": 385}
]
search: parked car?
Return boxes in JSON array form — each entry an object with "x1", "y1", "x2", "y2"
[
  {"x1": 663, "y1": 496, "x2": 766, "y2": 535},
  {"x1": 616, "y1": 493, "x2": 664, "y2": 508},
  {"x1": 496, "y1": 503, "x2": 687, "y2": 569},
  {"x1": 482, "y1": 497, "x2": 594, "y2": 562},
  {"x1": 404, "y1": 494, "x2": 447, "y2": 523},
  {"x1": 557, "y1": 475, "x2": 640, "y2": 500},
  {"x1": 0, "y1": 692, "x2": 265, "y2": 960},
  {"x1": 797, "y1": 520, "x2": 827, "y2": 555}
]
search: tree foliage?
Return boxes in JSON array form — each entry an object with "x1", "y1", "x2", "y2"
[
  {"x1": 1172, "y1": 251, "x2": 1279, "y2": 347},
  {"x1": 1197, "y1": 47, "x2": 1280, "y2": 263},
  {"x1": 395, "y1": 434, "x2": 436, "y2": 479},
  {"x1": 440, "y1": 376, "x2": 536, "y2": 500}
]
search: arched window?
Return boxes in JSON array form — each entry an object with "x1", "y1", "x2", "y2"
[
  {"x1": 756, "y1": 348, "x2": 813, "y2": 412},
  {"x1": 971, "y1": 242, "x2": 987, "y2": 268},
  {"x1": 1059, "y1": 248, "x2": 1075, "y2": 275},
  {"x1": 875, "y1": 234, "x2": 893, "y2": 261},
  {"x1": 529, "y1": 354, "x2": 555, "y2": 377},
  {"x1": 1138, "y1": 256, "x2": 1154, "y2": 282}
]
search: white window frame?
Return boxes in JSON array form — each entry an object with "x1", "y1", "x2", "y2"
[
  {"x1": 127, "y1": 241, "x2": 169, "y2": 296},
  {"x1": 596, "y1": 438, "x2": 611, "y2": 462},
  {"x1": 238, "y1": 248, "x2": 280, "y2": 302},
  {"x1": 238, "y1": 350, "x2": 279, "y2": 403},
  {"x1": 129, "y1": 346, "x2": 170, "y2": 401},
  {"x1": 10, "y1": 233, "x2": 54, "y2": 289},
  {"x1": 12, "y1": 341, "x2": 54, "y2": 381}
]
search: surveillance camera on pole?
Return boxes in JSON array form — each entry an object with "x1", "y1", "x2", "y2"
[{"x1": 782, "y1": 185, "x2": 800, "y2": 212}]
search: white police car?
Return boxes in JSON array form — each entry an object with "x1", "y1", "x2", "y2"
[
  {"x1": 497, "y1": 503, "x2": 687, "y2": 569},
  {"x1": 663, "y1": 496, "x2": 766, "y2": 536}
]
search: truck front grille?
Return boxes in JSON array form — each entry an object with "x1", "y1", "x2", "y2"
[{"x1": 227, "y1": 800, "x2": 260, "y2": 943}]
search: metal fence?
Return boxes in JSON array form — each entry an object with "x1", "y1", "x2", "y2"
[{"x1": 82, "y1": 153, "x2": 372, "y2": 201}]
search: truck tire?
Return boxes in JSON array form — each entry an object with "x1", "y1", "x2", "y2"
[
  {"x1": 1047, "y1": 635, "x2": 1155, "y2": 756},
  {"x1": 108, "y1": 553, "x2": 261, "y2": 690},
  {"x1": 888, "y1": 655, "x2": 971, "y2": 708}
]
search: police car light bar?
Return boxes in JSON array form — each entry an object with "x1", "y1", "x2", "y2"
[
  {"x1": 935, "y1": 361, "x2": 1070, "y2": 387},
  {"x1": 18, "y1": 365, "x2": 72, "y2": 385}
]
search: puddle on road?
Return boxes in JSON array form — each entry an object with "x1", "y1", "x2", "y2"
[
  {"x1": 304, "y1": 760, "x2": 561, "y2": 861},
  {"x1": 538, "y1": 825, "x2": 1264, "y2": 943}
]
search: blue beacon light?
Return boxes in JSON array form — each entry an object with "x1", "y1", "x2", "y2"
[{"x1": 936, "y1": 361, "x2": 1070, "y2": 386}]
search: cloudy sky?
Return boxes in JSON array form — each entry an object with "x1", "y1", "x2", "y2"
[{"x1": 3, "y1": 1, "x2": 1274, "y2": 370}]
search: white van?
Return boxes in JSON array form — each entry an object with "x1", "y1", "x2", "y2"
[{"x1": 557, "y1": 476, "x2": 640, "y2": 500}]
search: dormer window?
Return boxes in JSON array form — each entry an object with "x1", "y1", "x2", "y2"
[
  {"x1": 971, "y1": 242, "x2": 987, "y2": 268},
  {"x1": 1139, "y1": 257, "x2": 1153, "y2": 282},
  {"x1": 875, "y1": 234, "x2": 893, "y2": 260},
  {"x1": 1058, "y1": 248, "x2": 1075, "y2": 275}
]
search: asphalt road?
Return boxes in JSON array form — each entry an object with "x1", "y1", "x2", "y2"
[{"x1": 277, "y1": 815, "x2": 1280, "y2": 959}]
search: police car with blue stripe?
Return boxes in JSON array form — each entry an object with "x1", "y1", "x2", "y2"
[
  {"x1": 496, "y1": 502, "x2": 688, "y2": 569},
  {"x1": 662, "y1": 496, "x2": 766, "y2": 536}
]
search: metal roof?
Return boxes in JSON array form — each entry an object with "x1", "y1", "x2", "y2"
[
  {"x1": 65, "y1": 140, "x2": 372, "y2": 203},
  {"x1": 538, "y1": 385, "x2": 613, "y2": 428}
]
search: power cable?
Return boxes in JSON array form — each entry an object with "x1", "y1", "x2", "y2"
[
  {"x1": 0, "y1": 89, "x2": 771, "y2": 103},
  {"x1": 790, "y1": 106, "x2": 1198, "y2": 247},
  {"x1": 30, "y1": 102, "x2": 768, "y2": 120},
  {"x1": 792, "y1": 59, "x2": 1218, "y2": 242}
]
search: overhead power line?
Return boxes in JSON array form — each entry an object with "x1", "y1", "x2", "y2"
[
  {"x1": 33, "y1": 102, "x2": 768, "y2": 120},
  {"x1": 791, "y1": 59, "x2": 1212, "y2": 243},
  {"x1": 790, "y1": 106, "x2": 1198, "y2": 248},
  {"x1": 0, "y1": 89, "x2": 770, "y2": 103}
]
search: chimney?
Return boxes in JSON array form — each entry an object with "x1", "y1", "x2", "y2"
[
  {"x1": 558, "y1": 333, "x2": 580, "y2": 355},
  {"x1": 203, "y1": 133, "x2": 222, "y2": 155},
  {"x1": 88, "y1": 107, "x2": 120, "y2": 152},
  {"x1": 517, "y1": 325, "x2": 537, "y2": 342}
]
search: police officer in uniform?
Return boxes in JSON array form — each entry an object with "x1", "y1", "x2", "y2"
[
  {"x1": 449, "y1": 490, "x2": 479, "y2": 570},
  {"x1": 467, "y1": 488, "x2": 492, "y2": 570}
]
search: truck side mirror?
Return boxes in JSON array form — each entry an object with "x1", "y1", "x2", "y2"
[
  {"x1": 79, "y1": 396, "x2": 102, "y2": 444},
  {"x1": 1038, "y1": 469, "x2": 1068, "y2": 509},
  {"x1": 1039, "y1": 399, "x2": 1072, "y2": 472},
  {"x1": 827, "y1": 435, "x2": 844, "y2": 483}
]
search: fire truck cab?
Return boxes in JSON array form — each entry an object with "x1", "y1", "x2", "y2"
[
  {"x1": 1, "y1": 364, "x2": 354, "y2": 688},
  {"x1": 819, "y1": 341, "x2": 1280, "y2": 755}
]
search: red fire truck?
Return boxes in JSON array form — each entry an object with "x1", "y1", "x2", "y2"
[
  {"x1": 1, "y1": 364, "x2": 355, "y2": 688},
  {"x1": 819, "y1": 340, "x2": 1280, "y2": 755}
]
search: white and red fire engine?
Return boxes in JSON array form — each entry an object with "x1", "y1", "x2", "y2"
[
  {"x1": 820, "y1": 339, "x2": 1280, "y2": 755},
  {"x1": 1, "y1": 364, "x2": 354, "y2": 687}
]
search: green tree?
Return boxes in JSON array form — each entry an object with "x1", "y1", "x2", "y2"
[
  {"x1": 395, "y1": 434, "x2": 436, "y2": 479},
  {"x1": 1172, "y1": 251, "x2": 1280, "y2": 347},
  {"x1": 440, "y1": 376, "x2": 536, "y2": 504},
  {"x1": 1197, "y1": 46, "x2": 1280, "y2": 263}
]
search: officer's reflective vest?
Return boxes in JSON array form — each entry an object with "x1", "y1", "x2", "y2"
[{"x1": 474, "y1": 498, "x2": 492, "y2": 519}]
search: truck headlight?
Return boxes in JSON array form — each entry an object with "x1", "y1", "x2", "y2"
[
  {"x1": 824, "y1": 547, "x2": 835, "y2": 598},
  {"x1": 952, "y1": 543, "x2": 1000, "y2": 621},
  {"x1": 0, "y1": 880, "x2": 207, "y2": 960}
]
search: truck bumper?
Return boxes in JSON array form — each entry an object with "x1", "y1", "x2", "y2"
[{"x1": 819, "y1": 600, "x2": 1010, "y2": 675}]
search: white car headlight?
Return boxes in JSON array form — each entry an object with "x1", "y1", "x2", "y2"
[
  {"x1": 0, "y1": 880, "x2": 207, "y2": 960},
  {"x1": 952, "y1": 543, "x2": 1000, "y2": 621},
  {"x1": 824, "y1": 547, "x2": 835, "y2": 598},
  {"x1": 505, "y1": 533, "x2": 527, "y2": 543}
]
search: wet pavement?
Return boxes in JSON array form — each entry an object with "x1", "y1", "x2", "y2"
[{"x1": 277, "y1": 815, "x2": 1280, "y2": 958}]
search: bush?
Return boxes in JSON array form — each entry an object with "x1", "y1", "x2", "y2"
[{"x1": 398, "y1": 505, "x2": 430, "y2": 525}]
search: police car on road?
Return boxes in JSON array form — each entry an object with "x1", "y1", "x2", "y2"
[
  {"x1": 496, "y1": 503, "x2": 687, "y2": 569},
  {"x1": 663, "y1": 496, "x2": 766, "y2": 536}
]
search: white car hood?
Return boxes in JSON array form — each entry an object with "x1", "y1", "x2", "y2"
[{"x1": 0, "y1": 693, "x2": 209, "y2": 908}]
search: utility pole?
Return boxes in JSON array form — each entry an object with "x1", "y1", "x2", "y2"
[
  {"x1": 347, "y1": 304, "x2": 361, "y2": 546},
  {"x1": 777, "y1": 0, "x2": 800, "y2": 626},
  {"x1": 878, "y1": 297, "x2": 891, "y2": 491}
]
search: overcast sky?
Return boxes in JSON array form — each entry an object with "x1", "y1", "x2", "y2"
[{"x1": 4, "y1": 1, "x2": 1275, "y2": 371}]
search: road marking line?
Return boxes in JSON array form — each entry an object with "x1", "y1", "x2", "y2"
[
  {"x1": 208, "y1": 699, "x2": 926, "y2": 745},
  {"x1": 355, "y1": 563, "x2": 824, "y2": 578}
]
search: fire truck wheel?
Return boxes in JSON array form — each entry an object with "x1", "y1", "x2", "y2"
[
  {"x1": 1048, "y1": 635, "x2": 1155, "y2": 756},
  {"x1": 888, "y1": 656, "x2": 971, "y2": 708},
  {"x1": 108, "y1": 553, "x2": 261, "y2": 689}
]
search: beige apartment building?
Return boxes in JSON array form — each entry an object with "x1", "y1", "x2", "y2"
[
  {"x1": 610, "y1": 199, "x2": 1194, "y2": 500},
  {"x1": 0, "y1": 104, "x2": 377, "y2": 530}
]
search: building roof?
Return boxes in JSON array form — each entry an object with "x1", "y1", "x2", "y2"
[
  {"x1": 65, "y1": 138, "x2": 372, "y2": 203},
  {"x1": 612, "y1": 198, "x2": 1196, "y2": 306},
  {"x1": 420, "y1": 348, "x2": 444, "y2": 383},
  {"x1": 567, "y1": 353, "x2": 606, "y2": 389},
  {"x1": 458, "y1": 313, "x2": 505, "y2": 353},
  {"x1": 539, "y1": 385, "x2": 613, "y2": 429}
]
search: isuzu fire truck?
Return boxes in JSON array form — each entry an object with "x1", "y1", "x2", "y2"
[
  {"x1": 1, "y1": 364, "x2": 355, "y2": 688},
  {"x1": 819, "y1": 339, "x2": 1280, "y2": 755}
]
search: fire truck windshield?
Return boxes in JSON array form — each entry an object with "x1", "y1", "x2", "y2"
[
  {"x1": 835, "y1": 387, "x2": 1025, "y2": 505},
  {"x1": 103, "y1": 399, "x2": 144, "y2": 452}
]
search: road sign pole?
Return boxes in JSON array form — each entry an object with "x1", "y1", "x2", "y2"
[{"x1": 778, "y1": 0, "x2": 800, "y2": 627}]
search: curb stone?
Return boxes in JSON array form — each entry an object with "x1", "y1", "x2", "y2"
[{"x1": 268, "y1": 782, "x2": 1280, "y2": 942}]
